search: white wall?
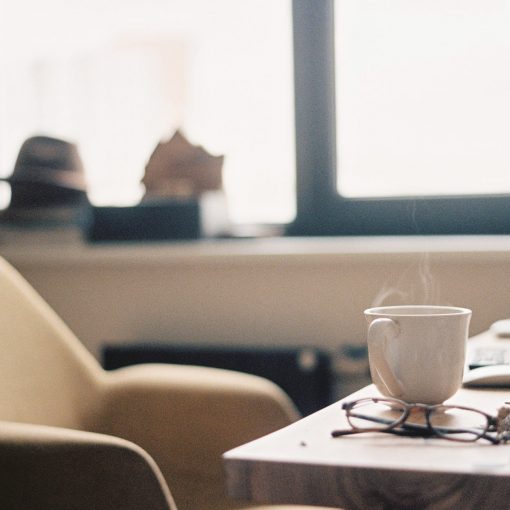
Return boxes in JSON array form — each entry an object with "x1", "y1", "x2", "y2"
[{"x1": 2, "y1": 232, "x2": 510, "y2": 363}]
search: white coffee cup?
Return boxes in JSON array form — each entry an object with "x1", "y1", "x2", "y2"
[{"x1": 364, "y1": 305, "x2": 472, "y2": 405}]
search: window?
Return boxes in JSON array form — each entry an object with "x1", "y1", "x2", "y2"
[
  {"x1": 289, "y1": 0, "x2": 510, "y2": 236},
  {"x1": 2, "y1": 0, "x2": 510, "y2": 236},
  {"x1": 0, "y1": 0, "x2": 295, "y2": 225}
]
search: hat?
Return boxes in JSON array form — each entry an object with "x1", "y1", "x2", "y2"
[{"x1": 2, "y1": 135, "x2": 87, "y2": 191}]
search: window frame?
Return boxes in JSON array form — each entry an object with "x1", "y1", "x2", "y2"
[{"x1": 287, "y1": 0, "x2": 510, "y2": 236}]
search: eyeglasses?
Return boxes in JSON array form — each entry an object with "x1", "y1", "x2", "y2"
[{"x1": 331, "y1": 397, "x2": 510, "y2": 444}]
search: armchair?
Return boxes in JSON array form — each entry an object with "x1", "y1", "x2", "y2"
[{"x1": 0, "y1": 256, "x2": 326, "y2": 510}]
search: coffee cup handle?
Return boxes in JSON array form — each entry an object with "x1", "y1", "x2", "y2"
[{"x1": 368, "y1": 318, "x2": 404, "y2": 398}]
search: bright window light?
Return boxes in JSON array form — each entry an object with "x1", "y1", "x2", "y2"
[
  {"x1": 0, "y1": 0, "x2": 295, "y2": 224},
  {"x1": 335, "y1": 0, "x2": 510, "y2": 198}
]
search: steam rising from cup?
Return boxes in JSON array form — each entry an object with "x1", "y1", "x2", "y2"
[{"x1": 372, "y1": 252, "x2": 443, "y2": 307}]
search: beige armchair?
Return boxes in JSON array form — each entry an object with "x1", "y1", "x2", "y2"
[{"x1": 0, "y1": 256, "x2": 326, "y2": 510}]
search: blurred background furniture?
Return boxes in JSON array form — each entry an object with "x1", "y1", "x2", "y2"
[
  {"x1": 0, "y1": 255, "x2": 331, "y2": 510},
  {"x1": 103, "y1": 342, "x2": 332, "y2": 416}
]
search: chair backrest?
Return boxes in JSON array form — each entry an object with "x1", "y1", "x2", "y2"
[{"x1": 0, "y1": 256, "x2": 102, "y2": 429}]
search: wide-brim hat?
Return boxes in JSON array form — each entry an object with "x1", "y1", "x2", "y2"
[{"x1": 1, "y1": 135, "x2": 87, "y2": 191}]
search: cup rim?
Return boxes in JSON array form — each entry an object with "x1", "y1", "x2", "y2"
[{"x1": 364, "y1": 305, "x2": 472, "y2": 317}]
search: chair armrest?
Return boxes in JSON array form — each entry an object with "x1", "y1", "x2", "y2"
[
  {"x1": 97, "y1": 364, "x2": 300, "y2": 509},
  {"x1": 97, "y1": 364, "x2": 300, "y2": 480},
  {"x1": 0, "y1": 420, "x2": 175, "y2": 510}
]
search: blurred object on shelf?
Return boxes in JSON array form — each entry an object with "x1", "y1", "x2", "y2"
[
  {"x1": 0, "y1": 135, "x2": 89, "y2": 227},
  {"x1": 86, "y1": 191, "x2": 230, "y2": 242},
  {"x1": 142, "y1": 130, "x2": 224, "y2": 199},
  {"x1": 84, "y1": 129, "x2": 231, "y2": 242}
]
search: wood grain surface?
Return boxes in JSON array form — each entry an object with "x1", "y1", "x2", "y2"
[{"x1": 224, "y1": 332, "x2": 510, "y2": 509}]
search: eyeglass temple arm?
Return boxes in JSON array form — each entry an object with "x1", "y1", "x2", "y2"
[
  {"x1": 347, "y1": 411, "x2": 401, "y2": 427},
  {"x1": 332, "y1": 423, "x2": 501, "y2": 444},
  {"x1": 335, "y1": 412, "x2": 501, "y2": 444},
  {"x1": 348, "y1": 410, "x2": 493, "y2": 435},
  {"x1": 331, "y1": 426, "x2": 435, "y2": 439}
]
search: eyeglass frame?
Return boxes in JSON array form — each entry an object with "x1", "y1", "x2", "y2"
[{"x1": 331, "y1": 396, "x2": 506, "y2": 444}]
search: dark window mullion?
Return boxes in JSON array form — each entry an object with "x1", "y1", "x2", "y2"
[{"x1": 288, "y1": 0, "x2": 337, "y2": 235}]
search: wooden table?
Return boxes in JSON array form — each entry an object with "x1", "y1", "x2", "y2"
[{"x1": 223, "y1": 384, "x2": 510, "y2": 509}]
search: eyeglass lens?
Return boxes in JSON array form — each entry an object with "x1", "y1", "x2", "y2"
[
  {"x1": 347, "y1": 399, "x2": 490, "y2": 442},
  {"x1": 429, "y1": 405, "x2": 489, "y2": 441},
  {"x1": 347, "y1": 398, "x2": 406, "y2": 430}
]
